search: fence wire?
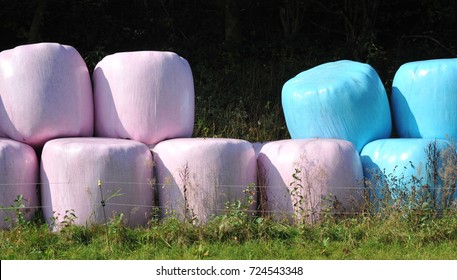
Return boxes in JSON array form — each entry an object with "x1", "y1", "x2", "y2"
[{"x1": 1, "y1": 180, "x2": 456, "y2": 218}]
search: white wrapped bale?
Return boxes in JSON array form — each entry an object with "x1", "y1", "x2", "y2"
[
  {"x1": 257, "y1": 139, "x2": 363, "y2": 224},
  {"x1": 93, "y1": 51, "x2": 194, "y2": 145},
  {"x1": 282, "y1": 60, "x2": 392, "y2": 152},
  {"x1": 361, "y1": 139, "x2": 454, "y2": 204},
  {"x1": 152, "y1": 138, "x2": 257, "y2": 223},
  {"x1": 41, "y1": 138, "x2": 154, "y2": 229},
  {"x1": 0, "y1": 139, "x2": 38, "y2": 229},
  {"x1": 392, "y1": 58, "x2": 457, "y2": 139},
  {"x1": 0, "y1": 43, "x2": 93, "y2": 147}
]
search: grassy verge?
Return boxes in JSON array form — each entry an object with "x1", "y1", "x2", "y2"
[{"x1": 2, "y1": 208, "x2": 457, "y2": 260}]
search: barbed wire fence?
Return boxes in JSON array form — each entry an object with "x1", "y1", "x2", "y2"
[{"x1": 1, "y1": 179, "x2": 457, "y2": 229}]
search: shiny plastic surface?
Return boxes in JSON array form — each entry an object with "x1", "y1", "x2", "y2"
[
  {"x1": 392, "y1": 58, "x2": 457, "y2": 139},
  {"x1": 282, "y1": 60, "x2": 392, "y2": 152},
  {"x1": 361, "y1": 138, "x2": 451, "y2": 193},
  {"x1": 40, "y1": 138, "x2": 153, "y2": 229},
  {"x1": 0, "y1": 139, "x2": 38, "y2": 229},
  {"x1": 152, "y1": 138, "x2": 257, "y2": 223},
  {"x1": 94, "y1": 51, "x2": 194, "y2": 145},
  {"x1": 0, "y1": 43, "x2": 94, "y2": 147},
  {"x1": 257, "y1": 138, "x2": 363, "y2": 223}
]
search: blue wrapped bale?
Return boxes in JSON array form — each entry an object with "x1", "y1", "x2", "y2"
[
  {"x1": 282, "y1": 60, "x2": 391, "y2": 152},
  {"x1": 361, "y1": 138, "x2": 455, "y2": 205},
  {"x1": 392, "y1": 58, "x2": 457, "y2": 139}
]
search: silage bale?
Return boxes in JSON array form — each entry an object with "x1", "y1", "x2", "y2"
[
  {"x1": 0, "y1": 139, "x2": 38, "y2": 228},
  {"x1": 152, "y1": 138, "x2": 257, "y2": 224},
  {"x1": 93, "y1": 51, "x2": 194, "y2": 145},
  {"x1": 0, "y1": 43, "x2": 93, "y2": 147},
  {"x1": 361, "y1": 138, "x2": 455, "y2": 206},
  {"x1": 281, "y1": 60, "x2": 392, "y2": 152},
  {"x1": 40, "y1": 138, "x2": 154, "y2": 229},
  {"x1": 392, "y1": 58, "x2": 457, "y2": 139},
  {"x1": 257, "y1": 139, "x2": 363, "y2": 224}
]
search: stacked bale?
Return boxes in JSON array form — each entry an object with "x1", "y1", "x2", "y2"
[
  {"x1": 93, "y1": 51, "x2": 194, "y2": 145},
  {"x1": 392, "y1": 58, "x2": 457, "y2": 139},
  {"x1": 41, "y1": 138, "x2": 154, "y2": 229},
  {"x1": 0, "y1": 43, "x2": 93, "y2": 148},
  {"x1": 0, "y1": 139, "x2": 38, "y2": 228},
  {"x1": 257, "y1": 139, "x2": 363, "y2": 224},
  {"x1": 152, "y1": 138, "x2": 257, "y2": 224},
  {"x1": 361, "y1": 139, "x2": 453, "y2": 203},
  {"x1": 362, "y1": 59, "x2": 457, "y2": 207},
  {"x1": 281, "y1": 60, "x2": 392, "y2": 153}
]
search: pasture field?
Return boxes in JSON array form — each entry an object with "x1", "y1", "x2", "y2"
[{"x1": 2, "y1": 204, "x2": 457, "y2": 260}]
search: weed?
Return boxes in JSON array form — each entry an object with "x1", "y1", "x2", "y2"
[
  {"x1": 362, "y1": 140, "x2": 457, "y2": 229},
  {"x1": 437, "y1": 141, "x2": 457, "y2": 211},
  {"x1": 1, "y1": 195, "x2": 30, "y2": 228},
  {"x1": 205, "y1": 183, "x2": 258, "y2": 242},
  {"x1": 256, "y1": 161, "x2": 269, "y2": 216},
  {"x1": 178, "y1": 162, "x2": 198, "y2": 224},
  {"x1": 288, "y1": 154, "x2": 329, "y2": 225}
]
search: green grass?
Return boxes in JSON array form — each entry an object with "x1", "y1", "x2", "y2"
[{"x1": 2, "y1": 210, "x2": 457, "y2": 260}]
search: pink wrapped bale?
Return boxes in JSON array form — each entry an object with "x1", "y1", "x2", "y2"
[
  {"x1": 152, "y1": 138, "x2": 257, "y2": 223},
  {"x1": 0, "y1": 139, "x2": 38, "y2": 229},
  {"x1": 94, "y1": 51, "x2": 194, "y2": 145},
  {"x1": 257, "y1": 139, "x2": 363, "y2": 224},
  {"x1": 41, "y1": 138, "x2": 154, "y2": 229},
  {"x1": 0, "y1": 43, "x2": 93, "y2": 147}
]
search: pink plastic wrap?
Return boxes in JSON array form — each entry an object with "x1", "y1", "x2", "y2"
[
  {"x1": 94, "y1": 51, "x2": 194, "y2": 145},
  {"x1": 40, "y1": 138, "x2": 154, "y2": 229},
  {"x1": 152, "y1": 138, "x2": 257, "y2": 223},
  {"x1": 0, "y1": 43, "x2": 93, "y2": 147},
  {"x1": 0, "y1": 139, "x2": 38, "y2": 229},
  {"x1": 257, "y1": 139, "x2": 363, "y2": 223}
]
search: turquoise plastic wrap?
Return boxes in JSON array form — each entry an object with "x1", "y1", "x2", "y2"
[
  {"x1": 392, "y1": 58, "x2": 457, "y2": 139},
  {"x1": 282, "y1": 60, "x2": 392, "y2": 152},
  {"x1": 361, "y1": 138, "x2": 455, "y2": 204}
]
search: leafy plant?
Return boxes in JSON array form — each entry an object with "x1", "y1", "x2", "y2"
[{"x1": 1, "y1": 195, "x2": 29, "y2": 228}]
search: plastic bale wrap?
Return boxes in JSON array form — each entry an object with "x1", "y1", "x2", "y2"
[
  {"x1": 392, "y1": 58, "x2": 457, "y2": 139},
  {"x1": 0, "y1": 139, "x2": 38, "y2": 229},
  {"x1": 94, "y1": 51, "x2": 194, "y2": 145},
  {"x1": 41, "y1": 138, "x2": 154, "y2": 229},
  {"x1": 361, "y1": 138, "x2": 455, "y2": 208},
  {"x1": 252, "y1": 142, "x2": 268, "y2": 158},
  {"x1": 257, "y1": 139, "x2": 363, "y2": 224},
  {"x1": 282, "y1": 60, "x2": 392, "y2": 152},
  {"x1": 152, "y1": 138, "x2": 257, "y2": 224},
  {"x1": 0, "y1": 43, "x2": 93, "y2": 147}
]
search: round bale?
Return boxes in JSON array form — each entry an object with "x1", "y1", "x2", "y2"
[
  {"x1": 0, "y1": 43, "x2": 93, "y2": 147},
  {"x1": 282, "y1": 60, "x2": 391, "y2": 152},
  {"x1": 0, "y1": 139, "x2": 38, "y2": 229},
  {"x1": 93, "y1": 51, "x2": 194, "y2": 145},
  {"x1": 257, "y1": 139, "x2": 363, "y2": 224},
  {"x1": 40, "y1": 138, "x2": 154, "y2": 229},
  {"x1": 152, "y1": 138, "x2": 257, "y2": 224}
]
